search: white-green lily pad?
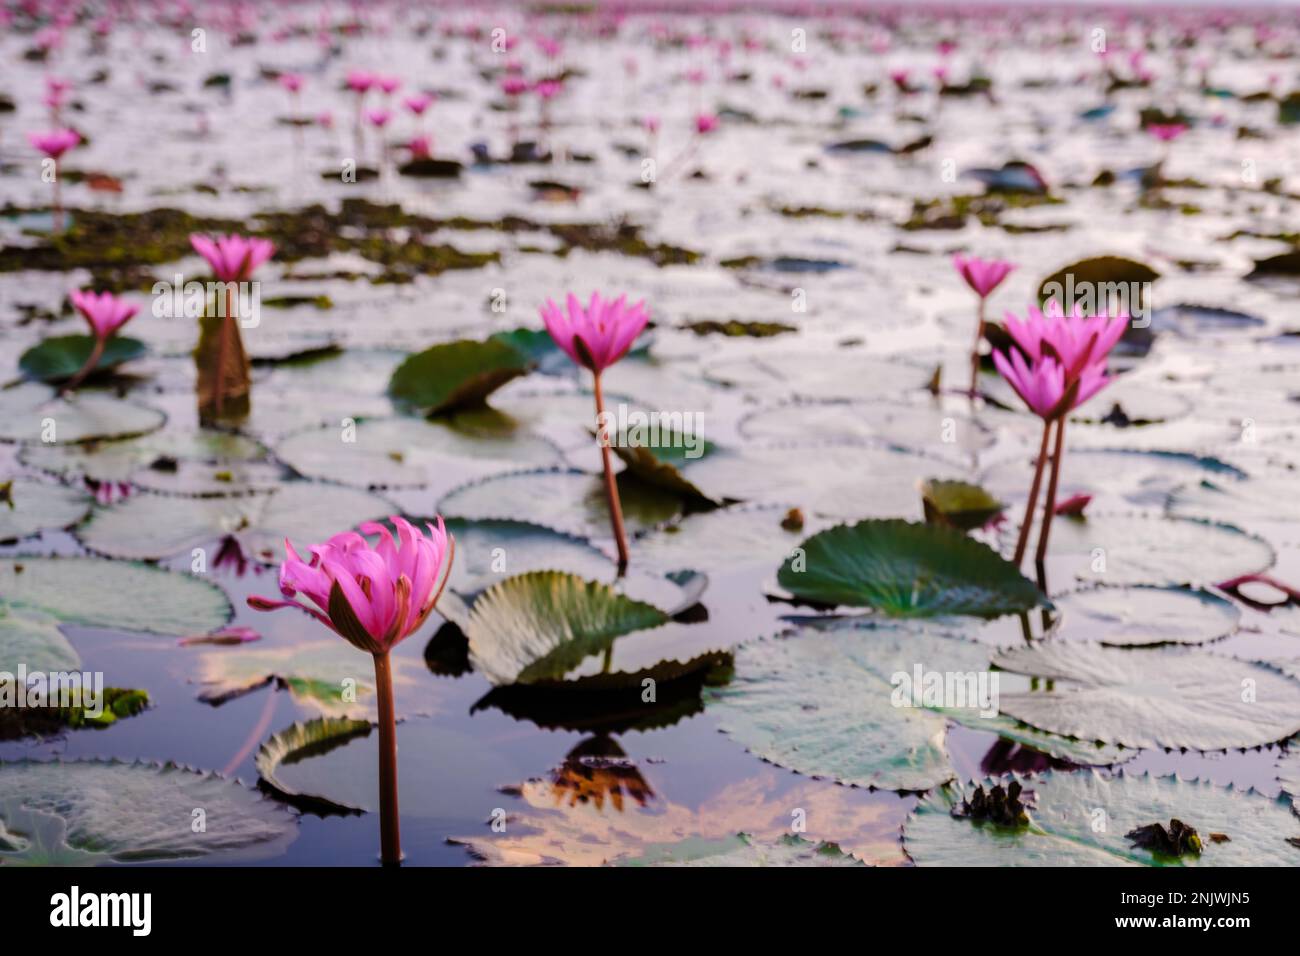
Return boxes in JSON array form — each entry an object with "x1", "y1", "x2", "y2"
[
  {"x1": 0, "y1": 383, "x2": 164, "y2": 444},
  {"x1": 1051, "y1": 586, "x2": 1240, "y2": 646},
  {"x1": 439, "y1": 468, "x2": 683, "y2": 540},
  {"x1": 905, "y1": 771, "x2": 1300, "y2": 867},
  {"x1": 636, "y1": 506, "x2": 820, "y2": 578},
  {"x1": 254, "y1": 717, "x2": 374, "y2": 814},
  {"x1": 467, "y1": 571, "x2": 671, "y2": 686},
  {"x1": 778, "y1": 519, "x2": 1045, "y2": 618},
  {"x1": 1169, "y1": 475, "x2": 1300, "y2": 529},
  {"x1": 77, "y1": 483, "x2": 395, "y2": 561},
  {"x1": 0, "y1": 556, "x2": 233, "y2": 672},
  {"x1": 992, "y1": 641, "x2": 1300, "y2": 750},
  {"x1": 0, "y1": 479, "x2": 91, "y2": 542},
  {"x1": 739, "y1": 401, "x2": 996, "y2": 461},
  {"x1": 705, "y1": 352, "x2": 932, "y2": 401},
  {"x1": 19, "y1": 427, "x2": 267, "y2": 485},
  {"x1": 615, "y1": 832, "x2": 864, "y2": 867},
  {"x1": 0, "y1": 759, "x2": 296, "y2": 865},
  {"x1": 275, "y1": 416, "x2": 558, "y2": 490}
]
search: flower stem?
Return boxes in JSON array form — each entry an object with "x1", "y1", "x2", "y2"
[
  {"x1": 592, "y1": 371, "x2": 630, "y2": 574},
  {"x1": 372, "y1": 651, "x2": 402, "y2": 866},
  {"x1": 968, "y1": 296, "x2": 985, "y2": 398},
  {"x1": 1012, "y1": 419, "x2": 1053, "y2": 566},
  {"x1": 1034, "y1": 416, "x2": 1068, "y2": 568},
  {"x1": 60, "y1": 335, "x2": 105, "y2": 395}
]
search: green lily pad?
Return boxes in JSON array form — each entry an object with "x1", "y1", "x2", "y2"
[
  {"x1": 466, "y1": 571, "x2": 672, "y2": 686},
  {"x1": 921, "y1": 479, "x2": 1005, "y2": 531},
  {"x1": 0, "y1": 688, "x2": 150, "y2": 740},
  {"x1": 0, "y1": 383, "x2": 164, "y2": 444},
  {"x1": 77, "y1": 482, "x2": 395, "y2": 561},
  {"x1": 1051, "y1": 586, "x2": 1240, "y2": 646},
  {"x1": 388, "y1": 337, "x2": 533, "y2": 413},
  {"x1": 196, "y1": 640, "x2": 426, "y2": 719},
  {"x1": 991, "y1": 641, "x2": 1300, "y2": 750},
  {"x1": 610, "y1": 434, "x2": 721, "y2": 505},
  {"x1": 706, "y1": 620, "x2": 1119, "y2": 793},
  {"x1": 778, "y1": 519, "x2": 1046, "y2": 618},
  {"x1": 254, "y1": 717, "x2": 374, "y2": 814},
  {"x1": 1019, "y1": 514, "x2": 1274, "y2": 591},
  {"x1": 18, "y1": 335, "x2": 147, "y2": 383},
  {"x1": 905, "y1": 771, "x2": 1300, "y2": 867},
  {"x1": 439, "y1": 468, "x2": 683, "y2": 540},
  {"x1": 0, "y1": 759, "x2": 296, "y2": 865},
  {"x1": 1037, "y1": 255, "x2": 1160, "y2": 310},
  {"x1": 0, "y1": 479, "x2": 91, "y2": 542},
  {"x1": 275, "y1": 417, "x2": 558, "y2": 490},
  {"x1": 0, "y1": 556, "x2": 233, "y2": 672},
  {"x1": 616, "y1": 832, "x2": 864, "y2": 867}
]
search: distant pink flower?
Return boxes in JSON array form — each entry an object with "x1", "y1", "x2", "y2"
[
  {"x1": 534, "y1": 79, "x2": 563, "y2": 100},
  {"x1": 541, "y1": 291, "x2": 649, "y2": 374},
  {"x1": 45, "y1": 77, "x2": 71, "y2": 96},
  {"x1": 377, "y1": 75, "x2": 401, "y2": 95},
  {"x1": 536, "y1": 36, "x2": 562, "y2": 59},
  {"x1": 953, "y1": 253, "x2": 1014, "y2": 299},
  {"x1": 189, "y1": 233, "x2": 275, "y2": 282},
  {"x1": 70, "y1": 289, "x2": 138, "y2": 341},
  {"x1": 249, "y1": 516, "x2": 453, "y2": 655},
  {"x1": 27, "y1": 129, "x2": 80, "y2": 160},
  {"x1": 403, "y1": 92, "x2": 434, "y2": 115},
  {"x1": 644, "y1": 115, "x2": 661, "y2": 134},
  {"x1": 346, "y1": 69, "x2": 375, "y2": 93},
  {"x1": 366, "y1": 108, "x2": 393, "y2": 128},
  {"x1": 407, "y1": 135, "x2": 433, "y2": 158},
  {"x1": 1147, "y1": 123, "x2": 1188, "y2": 142},
  {"x1": 317, "y1": 110, "x2": 334, "y2": 128},
  {"x1": 890, "y1": 69, "x2": 911, "y2": 89},
  {"x1": 685, "y1": 67, "x2": 706, "y2": 84},
  {"x1": 278, "y1": 72, "x2": 304, "y2": 93},
  {"x1": 695, "y1": 113, "x2": 720, "y2": 134},
  {"x1": 501, "y1": 76, "x2": 529, "y2": 96}
]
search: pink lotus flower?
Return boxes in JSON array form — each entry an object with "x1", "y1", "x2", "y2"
[
  {"x1": 346, "y1": 69, "x2": 375, "y2": 93},
  {"x1": 1003, "y1": 302, "x2": 1127, "y2": 381},
  {"x1": 953, "y1": 253, "x2": 1014, "y2": 299},
  {"x1": 541, "y1": 291, "x2": 650, "y2": 374},
  {"x1": 317, "y1": 110, "x2": 334, "y2": 128},
  {"x1": 377, "y1": 75, "x2": 402, "y2": 95},
  {"x1": 70, "y1": 289, "x2": 139, "y2": 341},
  {"x1": 249, "y1": 516, "x2": 454, "y2": 655},
  {"x1": 278, "y1": 73, "x2": 304, "y2": 93},
  {"x1": 366, "y1": 108, "x2": 393, "y2": 128},
  {"x1": 189, "y1": 233, "x2": 276, "y2": 282},
  {"x1": 501, "y1": 76, "x2": 529, "y2": 96},
  {"x1": 695, "y1": 113, "x2": 720, "y2": 134},
  {"x1": 1147, "y1": 123, "x2": 1188, "y2": 142},
  {"x1": 27, "y1": 129, "x2": 80, "y2": 160},
  {"x1": 403, "y1": 93, "x2": 434, "y2": 115},
  {"x1": 534, "y1": 79, "x2": 563, "y2": 100},
  {"x1": 993, "y1": 348, "x2": 1103, "y2": 419},
  {"x1": 407, "y1": 135, "x2": 433, "y2": 158}
]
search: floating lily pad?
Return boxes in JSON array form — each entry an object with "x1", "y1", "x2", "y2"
[
  {"x1": 778, "y1": 519, "x2": 1045, "y2": 618},
  {"x1": 992, "y1": 641, "x2": 1300, "y2": 750},
  {"x1": 1169, "y1": 476, "x2": 1300, "y2": 529},
  {"x1": 0, "y1": 759, "x2": 296, "y2": 865},
  {"x1": 739, "y1": 401, "x2": 996, "y2": 461},
  {"x1": 636, "y1": 506, "x2": 818, "y2": 578},
  {"x1": 254, "y1": 717, "x2": 374, "y2": 814},
  {"x1": 1051, "y1": 586, "x2": 1240, "y2": 646},
  {"x1": 0, "y1": 479, "x2": 91, "y2": 542},
  {"x1": 905, "y1": 771, "x2": 1300, "y2": 866},
  {"x1": 704, "y1": 352, "x2": 933, "y2": 401},
  {"x1": 275, "y1": 417, "x2": 558, "y2": 490},
  {"x1": 77, "y1": 483, "x2": 395, "y2": 561},
  {"x1": 921, "y1": 479, "x2": 1004, "y2": 530},
  {"x1": 0, "y1": 687, "x2": 150, "y2": 740},
  {"x1": 0, "y1": 556, "x2": 232, "y2": 672},
  {"x1": 610, "y1": 435, "x2": 721, "y2": 505},
  {"x1": 20, "y1": 428, "x2": 267, "y2": 485},
  {"x1": 388, "y1": 338, "x2": 533, "y2": 413},
  {"x1": 1021, "y1": 514, "x2": 1274, "y2": 590},
  {"x1": 616, "y1": 832, "x2": 864, "y2": 867},
  {"x1": 18, "y1": 335, "x2": 147, "y2": 383},
  {"x1": 1037, "y1": 255, "x2": 1160, "y2": 310},
  {"x1": 467, "y1": 571, "x2": 671, "y2": 686},
  {"x1": 0, "y1": 383, "x2": 164, "y2": 444},
  {"x1": 439, "y1": 468, "x2": 683, "y2": 540},
  {"x1": 1151, "y1": 304, "x2": 1265, "y2": 337},
  {"x1": 1278, "y1": 748, "x2": 1300, "y2": 800},
  {"x1": 196, "y1": 640, "x2": 426, "y2": 719}
]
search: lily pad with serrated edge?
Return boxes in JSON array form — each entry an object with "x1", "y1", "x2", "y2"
[
  {"x1": 905, "y1": 771, "x2": 1300, "y2": 867},
  {"x1": 18, "y1": 335, "x2": 147, "y2": 383},
  {"x1": 467, "y1": 570, "x2": 672, "y2": 686},
  {"x1": 0, "y1": 382, "x2": 164, "y2": 444},
  {"x1": 19, "y1": 427, "x2": 267, "y2": 484},
  {"x1": 635, "y1": 505, "x2": 821, "y2": 578},
  {"x1": 704, "y1": 351, "x2": 933, "y2": 402},
  {"x1": 0, "y1": 687, "x2": 150, "y2": 740},
  {"x1": 195, "y1": 639, "x2": 427, "y2": 719},
  {"x1": 616, "y1": 832, "x2": 864, "y2": 867},
  {"x1": 1277, "y1": 747, "x2": 1300, "y2": 800},
  {"x1": 439, "y1": 468, "x2": 684, "y2": 540},
  {"x1": 778, "y1": 519, "x2": 1046, "y2": 618},
  {"x1": 1050, "y1": 586, "x2": 1240, "y2": 646},
  {"x1": 0, "y1": 479, "x2": 91, "y2": 542},
  {"x1": 76, "y1": 482, "x2": 395, "y2": 561},
  {"x1": 274, "y1": 416, "x2": 558, "y2": 490},
  {"x1": 0, "y1": 556, "x2": 232, "y2": 673},
  {"x1": 991, "y1": 641, "x2": 1300, "y2": 750},
  {"x1": 0, "y1": 758, "x2": 296, "y2": 865},
  {"x1": 254, "y1": 717, "x2": 374, "y2": 815},
  {"x1": 388, "y1": 337, "x2": 534, "y2": 413}
]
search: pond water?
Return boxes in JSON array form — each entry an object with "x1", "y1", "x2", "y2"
[{"x1": 2, "y1": 3, "x2": 1299, "y2": 867}]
